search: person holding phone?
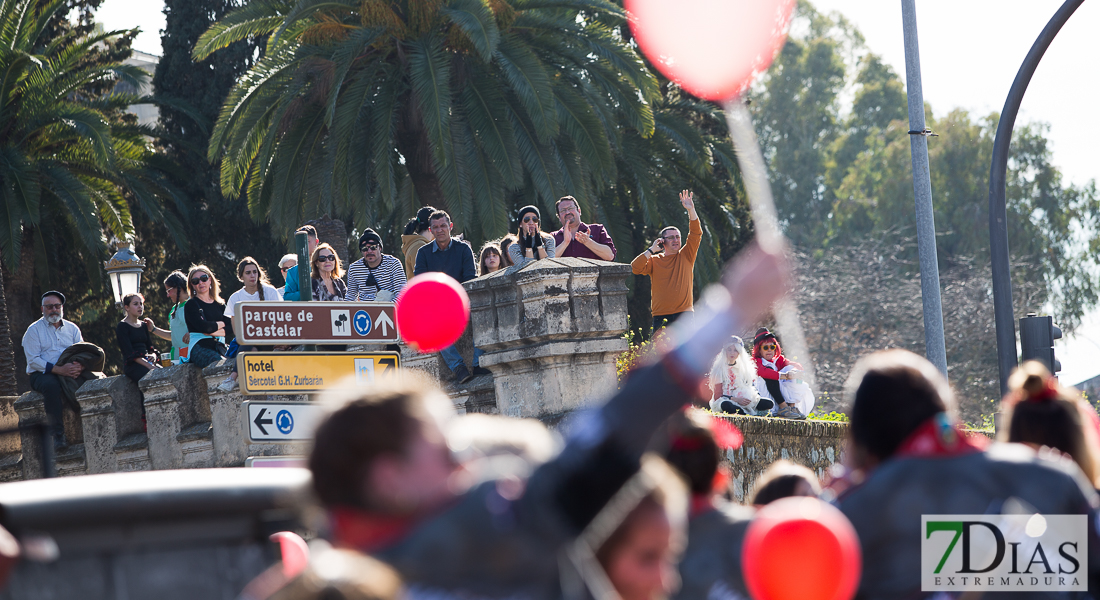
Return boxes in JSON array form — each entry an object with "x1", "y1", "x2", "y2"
[{"x1": 631, "y1": 190, "x2": 702, "y2": 332}]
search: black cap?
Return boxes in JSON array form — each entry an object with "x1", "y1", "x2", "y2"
[
  {"x1": 416, "y1": 206, "x2": 435, "y2": 229},
  {"x1": 753, "y1": 327, "x2": 777, "y2": 348},
  {"x1": 517, "y1": 205, "x2": 540, "y2": 227},
  {"x1": 41, "y1": 291, "x2": 65, "y2": 305},
  {"x1": 359, "y1": 229, "x2": 383, "y2": 252}
]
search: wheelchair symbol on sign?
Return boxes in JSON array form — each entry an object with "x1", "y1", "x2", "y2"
[
  {"x1": 353, "y1": 310, "x2": 372, "y2": 336},
  {"x1": 276, "y1": 410, "x2": 294, "y2": 435}
]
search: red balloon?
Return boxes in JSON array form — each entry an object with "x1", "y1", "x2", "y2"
[
  {"x1": 625, "y1": 0, "x2": 796, "y2": 101},
  {"x1": 396, "y1": 273, "x2": 470, "y2": 353},
  {"x1": 270, "y1": 531, "x2": 310, "y2": 578},
  {"x1": 742, "y1": 497, "x2": 861, "y2": 600}
]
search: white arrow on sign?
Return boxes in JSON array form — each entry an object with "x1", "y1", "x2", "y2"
[
  {"x1": 375, "y1": 310, "x2": 394, "y2": 337},
  {"x1": 244, "y1": 401, "x2": 326, "y2": 443}
]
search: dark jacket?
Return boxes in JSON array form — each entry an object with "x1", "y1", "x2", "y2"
[
  {"x1": 55, "y1": 342, "x2": 105, "y2": 413},
  {"x1": 839, "y1": 443, "x2": 1100, "y2": 599},
  {"x1": 673, "y1": 500, "x2": 754, "y2": 600},
  {"x1": 413, "y1": 238, "x2": 477, "y2": 283}
]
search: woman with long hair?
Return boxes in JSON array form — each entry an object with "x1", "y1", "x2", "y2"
[
  {"x1": 498, "y1": 235, "x2": 516, "y2": 268},
  {"x1": 310, "y1": 243, "x2": 347, "y2": 302},
  {"x1": 477, "y1": 242, "x2": 504, "y2": 277},
  {"x1": 163, "y1": 271, "x2": 190, "y2": 361},
  {"x1": 218, "y1": 257, "x2": 281, "y2": 392},
  {"x1": 506, "y1": 206, "x2": 556, "y2": 267},
  {"x1": 116, "y1": 293, "x2": 161, "y2": 383},
  {"x1": 183, "y1": 264, "x2": 232, "y2": 368},
  {"x1": 710, "y1": 336, "x2": 773, "y2": 416}
]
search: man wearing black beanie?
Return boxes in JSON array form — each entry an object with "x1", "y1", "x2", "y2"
[{"x1": 346, "y1": 229, "x2": 407, "y2": 302}]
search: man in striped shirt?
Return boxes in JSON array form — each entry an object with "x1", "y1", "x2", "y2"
[{"x1": 345, "y1": 229, "x2": 407, "y2": 302}]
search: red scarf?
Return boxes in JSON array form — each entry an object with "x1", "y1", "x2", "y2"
[
  {"x1": 894, "y1": 413, "x2": 987, "y2": 458},
  {"x1": 328, "y1": 507, "x2": 422, "y2": 553}
]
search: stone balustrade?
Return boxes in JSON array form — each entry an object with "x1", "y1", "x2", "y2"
[{"x1": 465, "y1": 258, "x2": 631, "y2": 421}]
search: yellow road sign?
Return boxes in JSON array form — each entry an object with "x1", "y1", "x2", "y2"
[{"x1": 237, "y1": 352, "x2": 400, "y2": 395}]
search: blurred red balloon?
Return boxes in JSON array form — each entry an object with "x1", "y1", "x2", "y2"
[
  {"x1": 396, "y1": 273, "x2": 470, "y2": 353},
  {"x1": 742, "y1": 496, "x2": 861, "y2": 600},
  {"x1": 270, "y1": 531, "x2": 310, "y2": 578},
  {"x1": 626, "y1": 0, "x2": 796, "y2": 101}
]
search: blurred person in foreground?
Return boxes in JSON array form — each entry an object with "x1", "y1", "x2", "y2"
[
  {"x1": 835, "y1": 349, "x2": 1100, "y2": 599},
  {"x1": 658, "y1": 409, "x2": 754, "y2": 600},
  {"x1": 750, "y1": 460, "x2": 820, "y2": 506},
  {"x1": 1001, "y1": 360, "x2": 1100, "y2": 490},
  {"x1": 307, "y1": 240, "x2": 789, "y2": 599}
]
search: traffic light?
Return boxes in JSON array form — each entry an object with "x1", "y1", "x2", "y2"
[{"x1": 1019, "y1": 313, "x2": 1062, "y2": 374}]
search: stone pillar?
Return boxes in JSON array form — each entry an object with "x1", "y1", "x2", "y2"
[
  {"x1": 204, "y1": 360, "x2": 246, "y2": 467},
  {"x1": 0, "y1": 396, "x2": 20, "y2": 481},
  {"x1": 141, "y1": 364, "x2": 213, "y2": 470},
  {"x1": 465, "y1": 258, "x2": 630, "y2": 421},
  {"x1": 76, "y1": 376, "x2": 146, "y2": 474},
  {"x1": 14, "y1": 392, "x2": 47, "y2": 480},
  {"x1": 14, "y1": 389, "x2": 87, "y2": 478}
]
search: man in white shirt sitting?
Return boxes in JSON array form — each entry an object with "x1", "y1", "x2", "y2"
[{"x1": 22, "y1": 291, "x2": 84, "y2": 448}]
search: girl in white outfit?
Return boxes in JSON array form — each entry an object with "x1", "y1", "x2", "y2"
[{"x1": 709, "y1": 336, "x2": 775, "y2": 416}]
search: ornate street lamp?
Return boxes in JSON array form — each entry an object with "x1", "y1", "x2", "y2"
[{"x1": 104, "y1": 241, "x2": 145, "y2": 305}]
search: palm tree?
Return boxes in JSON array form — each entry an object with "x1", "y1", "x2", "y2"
[
  {"x1": 0, "y1": 0, "x2": 187, "y2": 389},
  {"x1": 195, "y1": 0, "x2": 664, "y2": 242}
]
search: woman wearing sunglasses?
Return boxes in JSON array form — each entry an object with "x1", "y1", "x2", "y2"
[
  {"x1": 751, "y1": 328, "x2": 806, "y2": 419},
  {"x1": 507, "y1": 205, "x2": 556, "y2": 267},
  {"x1": 310, "y1": 243, "x2": 347, "y2": 302},
  {"x1": 183, "y1": 265, "x2": 233, "y2": 368}
]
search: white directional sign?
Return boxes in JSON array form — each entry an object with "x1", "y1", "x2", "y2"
[{"x1": 244, "y1": 401, "x2": 327, "y2": 443}]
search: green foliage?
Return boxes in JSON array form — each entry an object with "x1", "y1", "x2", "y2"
[
  {"x1": 752, "y1": 1, "x2": 1100, "y2": 330},
  {"x1": 806, "y1": 410, "x2": 848, "y2": 422},
  {"x1": 616, "y1": 326, "x2": 657, "y2": 385}
]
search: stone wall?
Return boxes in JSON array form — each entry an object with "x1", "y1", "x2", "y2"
[{"x1": 2, "y1": 259, "x2": 858, "y2": 494}]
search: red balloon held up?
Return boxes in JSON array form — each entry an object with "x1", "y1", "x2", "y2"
[
  {"x1": 625, "y1": 0, "x2": 796, "y2": 101},
  {"x1": 396, "y1": 273, "x2": 470, "y2": 353},
  {"x1": 742, "y1": 496, "x2": 861, "y2": 600}
]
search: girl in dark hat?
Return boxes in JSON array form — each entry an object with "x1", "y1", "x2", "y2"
[
  {"x1": 507, "y1": 205, "x2": 556, "y2": 267},
  {"x1": 751, "y1": 328, "x2": 806, "y2": 419}
]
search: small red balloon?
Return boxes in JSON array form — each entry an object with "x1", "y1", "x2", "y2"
[
  {"x1": 396, "y1": 273, "x2": 470, "y2": 353},
  {"x1": 742, "y1": 496, "x2": 861, "y2": 600},
  {"x1": 625, "y1": 0, "x2": 796, "y2": 101}
]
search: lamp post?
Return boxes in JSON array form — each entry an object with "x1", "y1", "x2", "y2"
[{"x1": 104, "y1": 242, "x2": 145, "y2": 305}]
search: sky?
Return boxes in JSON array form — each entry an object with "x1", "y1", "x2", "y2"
[{"x1": 96, "y1": 0, "x2": 1100, "y2": 385}]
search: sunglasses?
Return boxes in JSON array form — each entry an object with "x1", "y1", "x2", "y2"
[
  {"x1": 761, "y1": 343, "x2": 777, "y2": 350},
  {"x1": 361, "y1": 243, "x2": 380, "y2": 251},
  {"x1": 191, "y1": 274, "x2": 210, "y2": 285},
  {"x1": 280, "y1": 266, "x2": 291, "y2": 272},
  {"x1": 523, "y1": 216, "x2": 539, "y2": 223},
  {"x1": 317, "y1": 254, "x2": 336, "y2": 262}
]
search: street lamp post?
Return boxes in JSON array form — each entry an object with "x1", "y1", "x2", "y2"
[{"x1": 104, "y1": 242, "x2": 146, "y2": 305}]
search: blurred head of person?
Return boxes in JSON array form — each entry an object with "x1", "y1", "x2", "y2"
[
  {"x1": 268, "y1": 549, "x2": 404, "y2": 600},
  {"x1": 498, "y1": 235, "x2": 516, "y2": 268},
  {"x1": 1001, "y1": 361, "x2": 1100, "y2": 487},
  {"x1": 845, "y1": 349, "x2": 954, "y2": 469},
  {"x1": 310, "y1": 377, "x2": 459, "y2": 524},
  {"x1": 590, "y1": 458, "x2": 687, "y2": 600},
  {"x1": 751, "y1": 459, "x2": 821, "y2": 506}
]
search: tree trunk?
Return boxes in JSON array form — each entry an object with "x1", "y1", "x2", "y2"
[
  {"x1": 395, "y1": 98, "x2": 449, "y2": 214},
  {"x1": 5, "y1": 227, "x2": 38, "y2": 394},
  {"x1": 0, "y1": 271, "x2": 16, "y2": 396}
]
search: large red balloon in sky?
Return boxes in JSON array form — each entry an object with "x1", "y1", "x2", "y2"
[
  {"x1": 625, "y1": 0, "x2": 796, "y2": 101},
  {"x1": 396, "y1": 273, "x2": 470, "y2": 353},
  {"x1": 742, "y1": 496, "x2": 861, "y2": 600}
]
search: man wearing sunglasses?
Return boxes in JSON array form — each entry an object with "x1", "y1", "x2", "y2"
[
  {"x1": 22, "y1": 291, "x2": 84, "y2": 448},
  {"x1": 275, "y1": 254, "x2": 297, "y2": 300},
  {"x1": 631, "y1": 190, "x2": 703, "y2": 332},
  {"x1": 346, "y1": 229, "x2": 407, "y2": 302}
]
